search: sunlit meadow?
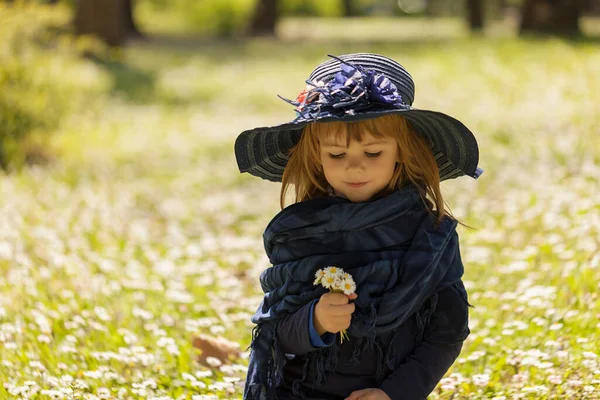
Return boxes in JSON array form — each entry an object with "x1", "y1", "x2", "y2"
[{"x1": 1, "y1": 6, "x2": 599, "y2": 399}]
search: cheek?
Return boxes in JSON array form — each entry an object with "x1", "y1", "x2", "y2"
[
  {"x1": 321, "y1": 159, "x2": 340, "y2": 177},
  {"x1": 374, "y1": 156, "x2": 398, "y2": 176}
]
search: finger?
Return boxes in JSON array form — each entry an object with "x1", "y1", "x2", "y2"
[
  {"x1": 348, "y1": 293, "x2": 358, "y2": 300},
  {"x1": 357, "y1": 389, "x2": 377, "y2": 400},
  {"x1": 330, "y1": 315, "x2": 351, "y2": 328},
  {"x1": 345, "y1": 389, "x2": 373, "y2": 400},
  {"x1": 330, "y1": 303, "x2": 355, "y2": 316},
  {"x1": 326, "y1": 293, "x2": 350, "y2": 305}
]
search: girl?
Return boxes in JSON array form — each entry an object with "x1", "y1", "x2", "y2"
[{"x1": 234, "y1": 53, "x2": 483, "y2": 400}]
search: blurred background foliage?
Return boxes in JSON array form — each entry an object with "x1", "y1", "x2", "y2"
[
  {"x1": 0, "y1": 3, "x2": 113, "y2": 169},
  {"x1": 0, "y1": 0, "x2": 598, "y2": 170}
]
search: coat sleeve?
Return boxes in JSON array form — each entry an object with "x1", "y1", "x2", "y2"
[
  {"x1": 276, "y1": 299, "x2": 336, "y2": 356},
  {"x1": 378, "y1": 281, "x2": 471, "y2": 400}
]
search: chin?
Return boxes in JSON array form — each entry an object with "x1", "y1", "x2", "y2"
[{"x1": 345, "y1": 194, "x2": 373, "y2": 203}]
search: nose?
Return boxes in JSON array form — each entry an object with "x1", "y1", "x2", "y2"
[{"x1": 346, "y1": 154, "x2": 365, "y2": 174}]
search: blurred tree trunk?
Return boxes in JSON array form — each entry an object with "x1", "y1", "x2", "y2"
[
  {"x1": 74, "y1": 0, "x2": 142, "y2": 46},
  {"x1": 342, "y1": 0, "x2": 357, "y2": 17},
  {"x1": 467, "y1": 0, "x2": 484, "y2": 31},
  {"x1": 520, "y1": 0, "x2": 585, "y2": 35},
  {"x1": 124, "y1": 0, "x2": 143, "y2": 38},
  {"x1": 248, "y1": 0, "x2": 279, "y2": 37}
]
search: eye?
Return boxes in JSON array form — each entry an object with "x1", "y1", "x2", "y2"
[{"x1": 328, "y1": 152, "x2": 382, "y2": 159}]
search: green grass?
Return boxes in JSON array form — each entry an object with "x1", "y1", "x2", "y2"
[{"x1": 1, "y1": 9, "x2": 600, "y2": 399}]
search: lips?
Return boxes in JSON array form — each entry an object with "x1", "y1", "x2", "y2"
[{"x1": 346, "y1": 182, "x2": 367, "y2": 188}]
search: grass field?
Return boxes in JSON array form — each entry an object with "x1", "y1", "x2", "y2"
[{"x1": 1, "y1": 9, "x2": 599, "y2": 399}]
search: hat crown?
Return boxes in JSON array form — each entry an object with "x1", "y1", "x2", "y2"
[{"x1": 308, "y1": 53, "x2": 415, "y2": 106}]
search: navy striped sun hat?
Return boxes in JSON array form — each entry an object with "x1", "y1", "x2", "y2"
[{"x1": 234, "y1": 53, "x2": 483, "y2": 182}]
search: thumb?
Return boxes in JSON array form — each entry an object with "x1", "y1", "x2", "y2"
[{"x1": 348, "y1": 292, "x2": 358, "y2": 300}]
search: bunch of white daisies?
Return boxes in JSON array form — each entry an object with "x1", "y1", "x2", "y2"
[
  {"x1": 313, "y1": 266, "x2": 356, "y2": 296},
  {"x1": 313, "y1": 266, "x2": 357, "y2": 343}
]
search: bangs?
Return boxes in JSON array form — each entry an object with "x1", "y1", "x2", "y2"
[{"x1": 310, "y1": 115, "x2": 398, "y2": 148}]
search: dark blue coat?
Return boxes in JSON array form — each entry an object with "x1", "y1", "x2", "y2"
[
  {"x1": 274, "y1": 282, "x2": 470, "y2": 400},
  {"x1": 243, "y1": 185, "x2": 472, "y2": 400}
]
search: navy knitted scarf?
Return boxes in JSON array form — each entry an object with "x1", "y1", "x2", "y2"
[{"x1": 244, "y1": 184, "x2": 464, "y2": 400}]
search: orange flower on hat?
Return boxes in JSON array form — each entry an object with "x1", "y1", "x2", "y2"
[
  {"x1": 295, "y1": 88, "x2": 309, "y2": 110},
  {"x1": 294, "y1": 81, "x2": 325, "y2": 111}
]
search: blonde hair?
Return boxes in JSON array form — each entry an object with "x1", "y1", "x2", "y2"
[{"x1": 280, "y1": 113, "x2": 458, "y2": 227}]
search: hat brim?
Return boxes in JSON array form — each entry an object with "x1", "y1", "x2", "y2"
[{"x1": 234, "y1": 108, "x2": 483, "y2": 183}]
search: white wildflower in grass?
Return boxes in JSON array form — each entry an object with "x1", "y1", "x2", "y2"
[
  {"x1": 37, "y1": 334, "x2": 52, "y2": 343},
  {"x1": 206, "y1": 356, "x2": 223, "y2": 368},
  {"x1": 549, "y1": 323, "x2": 563, "y2": 330},
  {"x1": 96, "y1": 388, "x2": 111, "y2": 399},
  {"x1": 195, "y1": 369, "x2": 213, "y2": 379},
  {"x1": 192, "y1": 381, "x2": 207, "y2": 389},
  {"x1": 166, "y1": 344, "x2": 180, "y2": 356},
  {"x1": 547, "y1": 375, "x2": 563, "y2": 385},
  {"x1": 182, "y1": 372, "x2": 196, "y2": 381},
  {"x1": 567, "y1": 379, "x2": 584, "y2": 387},
  {"x1": 313, "y1": 266, "x2": 356, "y2": 343},
  {"x1": 583, "y1": 359, "x2": 598, "y2": 370},
  {"x1": 472, "y1": 373, "x2": 490, "y2": 387}
]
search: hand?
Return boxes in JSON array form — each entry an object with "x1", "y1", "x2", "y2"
[
  {"x1": 345, "y1": 388, "x2": 392, "y2": 400},
  {"x1": 313, "y1": 292, "x2": 358, "y2": 336}
]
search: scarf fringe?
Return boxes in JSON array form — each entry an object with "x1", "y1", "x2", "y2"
[
  {"x1": 383, "y1": 329, "x2": 398, "y2": 372},
  {"x1": 291, "y1": 353, "x2": 311, "y2": 398},
  {"x1": 289, "y1": 341, "x2": 340, "y2": 398},
  {"x1": 246, "y1": 323, "x2": 285, "y2": 400},
  {"x1": 247, "y1": 324, "x2": 260, "y2": 351},
  {"x1": 366, "y1": 303, "x2": 377, "y2": 335},
  {"x1": 372, "y1": 338, "x2": 385, "y2": 384},
  {"x1": 268, "y1": 329, "x2": 285, "y2": 390},
  {"x1": 415, "y1": 292, "x2": 439, "y2": 344},
  {"x1": 349, "y1": 336, "x2": 364, "y2": 365}
]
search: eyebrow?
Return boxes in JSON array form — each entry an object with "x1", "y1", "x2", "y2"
[{"x1": 322, "y1": 140, "x2": 387, "y2": 147}]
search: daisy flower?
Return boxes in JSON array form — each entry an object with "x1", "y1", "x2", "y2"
[
  {"x1": 313, "y1": 269, "x2": 326, "y2": 285},
  {"x1": 340, "y1": 279, "x2": 356, "y2": 296},
  {"x1": 321, "y1": 274, "x2": 337, "y2": 289},
  {"x1": 331, "y1": 277, "x2": 344, "y2": 292}
]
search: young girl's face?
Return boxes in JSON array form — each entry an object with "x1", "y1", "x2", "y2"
[{"x1": 319, "y1": 128, "x2": 400, "y2": 203}]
